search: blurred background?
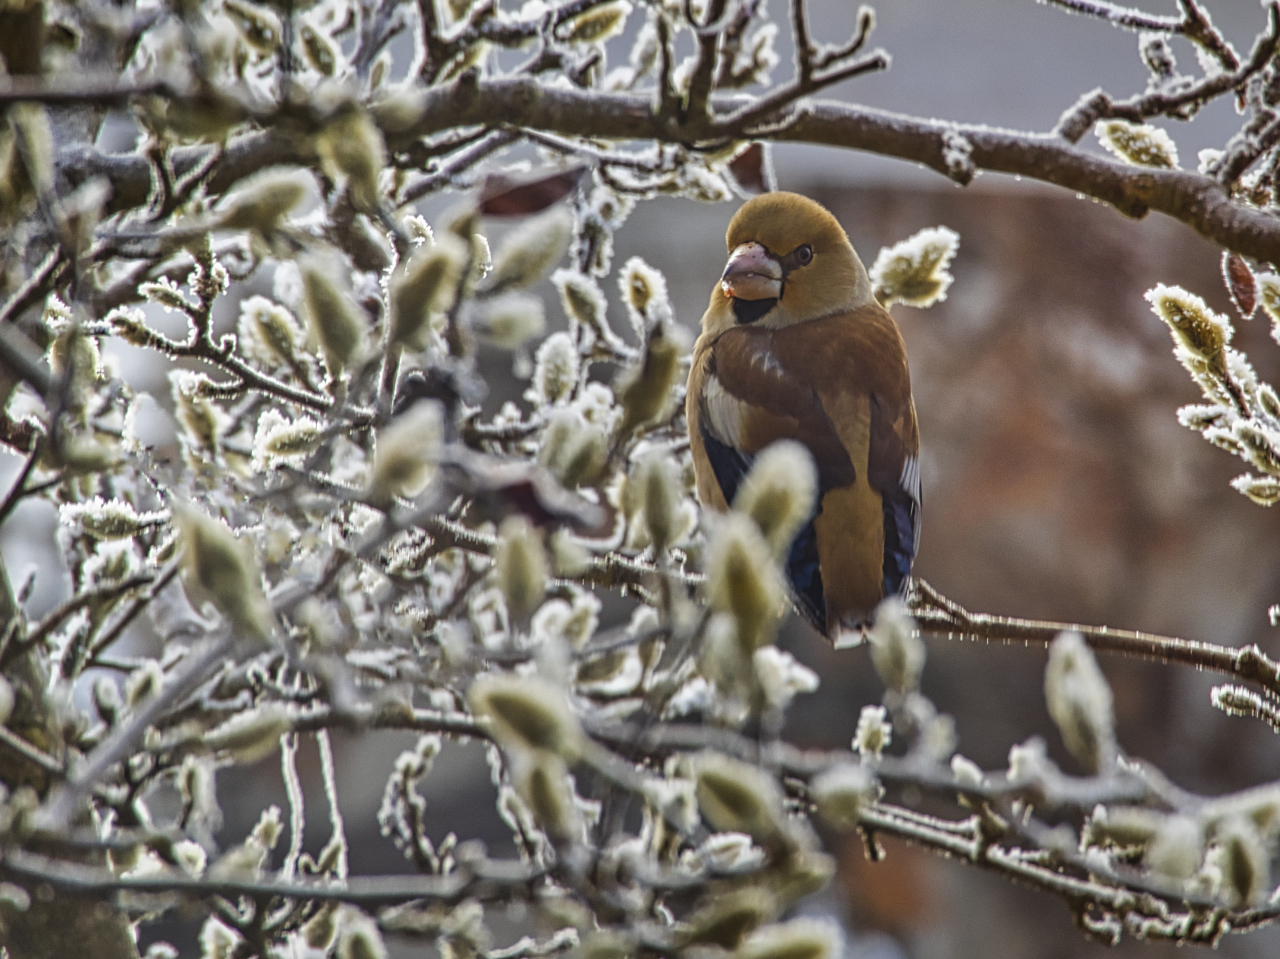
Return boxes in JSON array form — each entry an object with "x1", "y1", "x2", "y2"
[{"x1": 9, "y1": 0, "x2": 1280, "y2": 956}]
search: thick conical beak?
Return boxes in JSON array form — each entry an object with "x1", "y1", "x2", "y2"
[{"x1": 720, "y1": 242, "x2": 782, "y2": 301}]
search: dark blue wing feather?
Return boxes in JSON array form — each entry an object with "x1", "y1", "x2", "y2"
[
  {"x1": 881, "y1": 458, "x2": 921, "y2": 597},
  {"x1": 699, "y1": 426, "x2": 754, "y2": 507},
  {"x1": 785, "y1": 518, "x2": 826, "y2": 635}
]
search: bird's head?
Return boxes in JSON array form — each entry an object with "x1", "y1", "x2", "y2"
[{"x1": 703, "y1": 192, "x2": 874, "y2": 336}]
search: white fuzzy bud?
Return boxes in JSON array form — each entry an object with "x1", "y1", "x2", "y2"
[
  {"x1": 619, "y1": 256, "x2": 673, "y2": 340},
  {"x1": 336, "y1": 908, "x2": 389, "y2": 959},
  {"x1": 475, "y1": 293, "x2": 546, "y2": 349},
  {"x1": 469, "y1": 673, "x2": 582, "y2": 759},
  {"x1": 632, "y1": 450, "x2": 682, "y2": 555},
  {"x1": 527, "y1": 332, "x2": 580, "y2": 405},
  {"x1": 204, "y1": 703, "x2": 293, "y2": 764},
  {"x1": 557, "y1": 0, "x2": 632, "y2": 44},
  {"x1": 752, "y1": 646, "x2": 819, "y2": 710},
  {"x1": 301, "y1": 252, "x2": 368, "y2": 376},
  {"x1": 732, "y1": 441, "x2": 817, "y2": 559},
  {"x1": 1097, "y1": 119, "x2": 1179, "y2": 169},
  {"x1": 368, "y1": 400, "x2": 444, "y2": 502},
  {"x1": 866, "y1": 598, "x2": 925, "y2": 694},
  {"x1": 252, "y1": 410, "x2": 322, "y2": 470},
  {"x1": 1146, "y1": 284, "x2": 1232, "y2": 370},
  {"x1": 316, "y1": 106, "x2": 386, "y2": 213},
  {"x1": 1044, "y1": 631, "x2": 1116, "y2": 773},
  {"x1": 494, "y1": 515, "x2": 548, "y2": 622},
  {"x1": 174, "y1": 503, "x2": 274, "y2": 643},
  {"x1": 853, "y1": 705, "x2": 891, "y2": 760},
  {"x1": 218, "y1": 167, "x2": 313, "y2": 234},
  {"x1": 870, "y1": 226, "x2": 960, "y2": 308},
  {"x1": 389, "y1": 235, "x2": 467, "y2": 351},
  {"x1": 484, "y1": 207, "x2": 574, "y2": 293},
  {"x1": 1145, "y1": 815, "x2": 1205, "y2": 880},
  {"x1": 738, "y1": 917, "x2": 841, "y2": 959},
  {"x1": 809, "y1": 763, "x2": 880, "y2": 829},
  {"x1": 692, "y1": 750, "x2": 786, "y2": 843},
  {"x1": 706, "y1": 513, "x2": 783, "y2": 654},
  {"x1": 60, "y1": 497, "x2": 168, "y2": 540}
]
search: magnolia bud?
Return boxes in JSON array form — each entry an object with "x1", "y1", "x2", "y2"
[
  {"x1": 301, "y1": 252, "x2": 368, "y2": 376},
  {"x1": 513, "y1": 750, "x2": 582, "y2": 845},
  {"x1": 218, "y1": 167, "x2": 313, "y2": 234},
  {"x1": 204, "y1": 704, "x2": 292, "y2": 764},
  {"x1": 494, "y1": 515, "x2": 548, "y2": 623},
  {"x1": 633, "y1": 450, "x2": 682, "y2": 555},
  {"x1": 368, "y1": 400, "x2": 444, "y2": 503},
  {"x1": 468, "y1": 673, "x2": 582, "y2": 759},
  {"x1": 483, "y1": 207, "x2": 573, "y2": 294},
  {"x1": 475, "y1": 293, "x2": 546, "y2": 349},
  {"x1": 1208, "y1": 816, "x2": 1269, "y2": 907},
  {"x1": 1096, "y1": 119, "x2": 1179, "y2": 169},
  {"x1": 706, "y1": 514, "x2": 783, "y2": 654},
  {"x1": 866, "y1": 598, "x2": 925, "y2": 694},
  {"x1": 732, "y1": 441, "x2": 816, "y2": 559},
  {"x1": 60, "y1": 496, "x2": 167, "y2": 540},
  {"x1": 692, "y1": 750, "x2": 785, "y2": 843},
  {"x1": 1145, "y1": 815, "x2": 1204, "y2": 880},
  {"x1": 336, "y1": 908, "x2": 389, "y2": 959},
  {"x1": 752, "y1": 646, "x2": 818, "y2": 711},
  {"x1": 389, "y1": 235, "x2": 467, "y2": 351},
  {"x1": 1044, "y1": 631, "x2": 1116, "y2": 773},
  {"x1": 528, "y1": 332, "x2": 580, "y2": 405},
  {"x1": 616, "y1": 325, "x2": 681, "y2": 433},
  {"x1": 1145, "y1": 284, "x2": 1232, "y2": 371},
  {"x1": 0, "y1": 675, "x2": 13, "y2": 728},
  {"x1": 316, "y1": 105, "x2": 386, "y2": 213},
  {"x1": 619, "y1": 256, "x2": 672, "y2": 340},
  {"x1": 557, "y1": 0, "x2": 632, "y2": 44},
  {"x1": 869, "y1": 226, "x2": 960, "y2": 308},
  {"x1": 174, "y1": 503, "x2": 274, "y2": 643},
  {"x1": 853, "y1": 705, "x2": 891, "y2": 760},
  {"x1": 681, "y1": 887, "x2": 776, "y2": 949},
  {"x1": 737, "y1": 918, "x2": 841, "y2": 959},
  {"x1": 810, "y1": 763, "x2": 881, "y2": 830}
]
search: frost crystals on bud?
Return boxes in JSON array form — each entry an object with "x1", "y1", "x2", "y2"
[
  {"x1": 513, "y1": 750, "x2": 582, "y2": 845},
  {"x1": 527, "y1": 332, "x2": 579, "y2": 405},
  {"x1": 475, "y1": 293, "x2": 546, "y2": 350},
  {"x1": 1044, "y1": 631, "x2": 1116, "y2": 773},
  {"x1": 706, "y1": 513, "x2": 783, "y2": 654},
  {"x1": 494, "y1": 516, "x2": 548, "y2": 623},
  {"x1": 539, "y1": 410, "x2": 608, "y2": 488},
  {"x1": 60, "y1": 497, "x2": 168, "y2": 540},
  {"x1": 1207, "y1": 816, "x2": 1269, "y2": 907},
  {"x1": 870, "y1": 226, "x2": 960, "y2": 308},
  {"x1": 336, "y1": 907, "x2": 389, "y2": 959},
  {"x1": 468, "y1": 673, "x2": 582, "y2": 759},
  {"x1": 853, "y1": 705, "x2": 891, "y2": 760},
  {"x1": 733, "y1": 440, "x2": 817, "y2": 559},
  {"x1": 1145, "y1": 284, "x2": 1232, "y2": 373},
  {"x1": 619, "y1": 256, "x2": 673, "y2": 340},
  {"x1": 204, "y1": 703, "x2": 293, "y2": 764},
  {"x1": 810, "y1": 763, "x2": 881, "y2": 830},
  {"x1": 482, "y1": 207, "x2": 573, "y2": 294},
  {"x1": 1096, "y1": 119, "x2": 1179, "y2": 169},
  {"x1": 174, "y1": 503, "x2": 274, "y2": 643},
  {"x1": 691, "y1": 750, "x2": 786, "y2": 843},
  {"x1": 556, "y1": 0, "x2": 632, "y2": 44},
  {"x1": 368, "y1": 400, "x2": 444, "y2": 503},
  {"x1": 866, "y1": 598, "x2": 925, "y2": 694},
  {"x1": 752, "y1": 646, "x2": 818, "y2": 711},
  {"x1": 389, "y1": 235, "x2": 467, "y2": 351}
]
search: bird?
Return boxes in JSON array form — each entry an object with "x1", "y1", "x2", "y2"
[{"x1": 686, "y1": 191, "x2": 921, "y2": 640}]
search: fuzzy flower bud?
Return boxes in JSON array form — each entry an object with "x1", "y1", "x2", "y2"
[
  {"x1": 217, "y1": 167, "x2": 313, "y2": 234},
  {"x1": 174, "y1": 503, "x2": 274, "y2": 643},
  {"x1": 736, "y1": 919, "x2": 841, "y2": 959},
  {"x1": 706, "y1": 513, "x2": 783, "y2": 653},
  {"x1": 336, "y1": 908, "x2": 389, "y2": 959},
  {"x1": 316, "y1": 105, "x2": 386, "y2": 213},
  {"x1": 1145, "y1": 815, "x2": 1205, "y2": 880},
  {"x1": 732, "y1": 440, "x2": 817, "y2": 559},
  {"x1": 513, "y1": 750, "x2": 582, "y2": 845},
  {"x1": 866, "y1": 598, "x2": 925, "y2": 694},
  {"x1": 870, "y1": 226, "x2": 960, "y2": 308},
  {"x1": 810, "y1": 763, "x2": 881, "y2": 830},
  {"x1": 853, "y1": 705, "x2": 891, "y2": 760},
  {"x1": 1044, "y1": 631, "x2": 1116, "y2": 773},
  {"x1": 538, "y1": 409, "x2": 608, "y2": 488},
  {"x1": 619, "y1": 256, "x2": 673, "y2": 340},
  {"x1": 692, "y1": 750, "x2": 786, "y2": 843},
  {"x1": 680, "y1": 887, "x2": 776, "y2": 949},
  {"x1": 475, "y1": 293, "x2": 546, "y2": 349},
  {"x1": 556, "y1": 0, "x2": 631, "y2": 44},
  {"x1": 752, "y1": 646, "x2": 818, "y2": 711},
  {"x1": 368, "y1": 400, "x2": 444, "y2": 503},
  {"x1": 527, "y1": 332, "x2": 579, "y2": 405},
  {"x1": 494, "y1": 515, "x2": 548, "y2": 622},
  {"x1": 468, "y1": 673, "x2": 582, "y2": 759},
  {"x1": 1145, "y1": 284, "x2": 1232, "y2": 372},
  {"x1": 632, "y1": 450, "x2": 682, "y2": 555},
  {"x1": 204, "y1": 703, "x2": 293, "y2": 764},
  {"x1": 60, "y1": 496, "x2": 168, "y2": 540},
  {"x1": 301, "y1": 252, "x2": 368, "y2": 376},
  {"x1": 389, "y1": 235, "x2": 467, "y2": 351},
  {"x1": 483, "y1": 207, "x2": 574, "y2": 294},
  {"x1": 1097, "y1": 119, "x2": 1179, "y2": 169},
  {"x1": 1208, "y1": 816, "x2": 1269, "y2": 907},
  {"x1": 616, "y1": 325, "x2": 682, "y2": 433},
  {"x1": 252, "y1": 410, "x2": 323, "y2": 470}
]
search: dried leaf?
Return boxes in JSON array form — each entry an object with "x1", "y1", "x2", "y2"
[
  {"x1": 480, "y1": 167, "x2": 587, "y2": 216},
  {"x1": 1224, "y1": 251, "x2": 1257, "y2": 320}
]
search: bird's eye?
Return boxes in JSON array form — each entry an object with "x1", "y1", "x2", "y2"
[{"x1": 796, "y1": 244, "x2": 813, "y2": 264}]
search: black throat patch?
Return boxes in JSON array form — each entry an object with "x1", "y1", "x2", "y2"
[{"x1": 732, "y1": 297, "x2": 779, "y2": 325}]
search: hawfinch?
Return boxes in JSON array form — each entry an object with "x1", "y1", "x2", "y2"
[{"x1": 687, "y1": 192, "x2": 921, "y2": 640}]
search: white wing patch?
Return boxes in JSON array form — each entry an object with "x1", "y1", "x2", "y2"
[{"x1": 701, "y1": 373, "x2": 749, "y2": 447}]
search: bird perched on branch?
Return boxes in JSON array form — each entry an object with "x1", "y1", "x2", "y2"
[{"x1": 687, "y1": 192, "x2": 920, "y2": 640}]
